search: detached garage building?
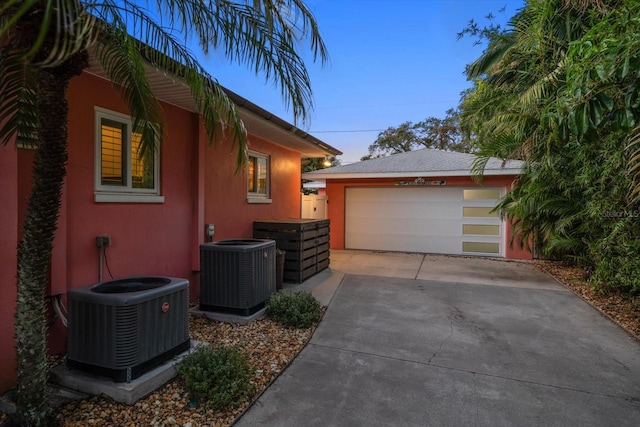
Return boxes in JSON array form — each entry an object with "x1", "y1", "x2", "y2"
[{"x1": 302, "y1": 149, "x2": 532, "y2": 260}]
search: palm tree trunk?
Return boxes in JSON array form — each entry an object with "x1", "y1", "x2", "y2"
[{"x1": 13, "y1": 51, "x2": 87, "y2": 426}]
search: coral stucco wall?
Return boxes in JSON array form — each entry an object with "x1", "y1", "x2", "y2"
[
  {"x1": 62, "y1": 73, "x2": 198, "y2": 289},
  {"x1": 325, "y1": 176, "x2": 532, "y2": 260},
  {"x1": 203, "y1": 135, "x2": 302, "y2": 240},
  {"x1": 0, "y1": 143, "x2": 19, "y2": 392},
  {"x1": 1, "y1": 70, "x2": 305, "y2": 393}
]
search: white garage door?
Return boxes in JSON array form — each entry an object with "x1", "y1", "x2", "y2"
[{"x1": 345, "y1": 186, "x2": 504, "y2": 256}]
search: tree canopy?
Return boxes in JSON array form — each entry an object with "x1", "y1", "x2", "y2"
[
  {"x1": 361, "y1": 108, "x2": 473, "y2": 161},
  {"x1": 302, "y1": 156, "x2": 340, "y2": 173}
]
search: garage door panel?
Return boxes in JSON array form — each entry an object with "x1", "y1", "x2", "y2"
[
  {"x1": 346, "y1": 231, "x2": 461, "y2": 254},
  {"x1": 349, "y1": 187, "x2": 462, "y2": 203},
  {"x1": 382, "y1": 202, "x2": 461, "y2": 218},
  {"x1": 346, "y1": 187, "x2": 504, "y2": 256},
  {"x1": 349, "y1": 201, "x2": 461, "y2": 220},
  {"x1": 393, "y1": 203, "x2": 461, "y2": 219},
  {"x1": 350, "y1": 206, "x2": 461, "y2": 221},
  {"x1": 348, "y1": 217, "x2": 462, "y2": 236}
]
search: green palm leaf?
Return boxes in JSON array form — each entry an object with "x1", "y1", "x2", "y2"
[{"x1": 0, "y1": 46, "x2": 39, "y2": 147}]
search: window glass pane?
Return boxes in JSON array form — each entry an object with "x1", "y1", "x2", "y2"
[
  {"x1": 462, "y1": 224, "x2": 500, "y2": 235},
  {"x1": 463, "y1": 189, "x2": 501, "y2": 200},
  {"x1": 96, "y1": 110, "x2": 160, "y2": 196},
  {"x1": 131, "y1": 132, "x2": 155, "y2": 189},
  {"x1": 248, "y1": 157, "x2": 257, "y2": 193},
  {"x1": 248, "y1": 154, "x2": 269, "y2": 196},
  {"x1": 257, "y1": 157, "x2": 268, "y2": 194},
  {"x1": 462, "y1": 242, "x2": 500, "y2": 253},
  {"x1": 463, "y1": 207, "x2": 498, "y2": 217},
  {"x1": 101, "y1": 119, "x2": 125, "y2": 186}
]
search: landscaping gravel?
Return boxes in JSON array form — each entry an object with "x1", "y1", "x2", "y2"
[
  {"x1": 535, "y1": 260, "x2": 640, "y2": 339},
  {"x1": 1, "y1": 314, "x2": 320, "y2": 427}
]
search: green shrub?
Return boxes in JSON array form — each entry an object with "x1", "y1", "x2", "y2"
[
  {"x1": 590, "y1": 235, "x2": 640, "y2": 295},
  {"x1": 176, "y1": 344, "x2": 255, "y2": 410},
  {"x1": 266, "y1": 291, "x2": 322, "y2": 328}
]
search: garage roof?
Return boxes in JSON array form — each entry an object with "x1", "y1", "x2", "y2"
[{"x1": 303, "y1": 149, "x2": 524, "y2": 179}]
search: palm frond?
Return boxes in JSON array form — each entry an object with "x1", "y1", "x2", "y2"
[
  {"x1": 0, "y1": 46, "x2": 39, "y2": 147},
  {"x1": 207, "y1": 0, "x2": 317, "y2": 125},
  {"x1": 94, "y1": 30, "x2": 163, "y2": 157},
  {"x1": 92, "y1": 0, "x2": 326, "y2": 127},
  {"x1": 84, "y1": 0, "x2": 328, "y2": 166},
  {"x1": 244, "y1": 0, "x2": 329, "y2": 63},
  {"x1": 519, "y1": 55, "x2": 565, "y2": 107},
  {"x1": 37, "y1": 0, "x2": 97, "y2": 66},
  {"x1": 2, "y1": 0, "x2": 97, "y2": 67},
  {"x1": 0, "y1": 0, "x2": 36, "y2": 37},
  {"x1": 89, "y1": 2, "x2": 245, "y2": 167},
  {"x1": 466, "y1": 37, "x2": 514, "y2": 79},
  {"x1": 470, "y1": 155, "x2": 490, "y2": 181}
]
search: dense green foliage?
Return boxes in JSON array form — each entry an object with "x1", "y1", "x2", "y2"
[
  {"x1": 267, "y1": 291, "x2": 322, "y2": 328},
  {"x1": 460, "y1": 0, "x2": 640, "y2": 294},
  {"x1": 177, "y1": 345, "x2": 255, "y2": 410}
]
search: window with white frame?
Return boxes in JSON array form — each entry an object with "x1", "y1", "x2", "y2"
[
  {"x1": 94, "y1": 108, "x2": 163, "y2": 203},
  {"x1": 247, "y1": 151, "x2": 271, "y2": 203}
]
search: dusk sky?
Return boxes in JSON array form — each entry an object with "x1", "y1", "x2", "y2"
[{"x1": 199, "y1": 0, "x2": 525, "y2": 164}]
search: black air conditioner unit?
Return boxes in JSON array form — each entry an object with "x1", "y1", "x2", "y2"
[
  {"x1": 200, "y1": 238, "x2": 276, "y2": 315},
  {"x1": 66, "y1": 276, "x2": 190, "y2": 382}
]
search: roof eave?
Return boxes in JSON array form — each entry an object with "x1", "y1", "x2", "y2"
[
  {"x1": 83, "y1": 45, "x2": 341, "y2": 158},
  {"x1": 224, "y1": 88, "x2": 341, "y2": 157},
  {"x1": 302, "y1": 168, "x2": 523, "y2": 180}
]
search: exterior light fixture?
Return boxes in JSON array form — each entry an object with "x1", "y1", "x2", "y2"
[{"x1": 322, "y1": 156, "x2": 332, "y2": 167}]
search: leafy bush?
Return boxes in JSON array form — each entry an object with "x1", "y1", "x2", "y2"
[
  {"x1": 266, "y1": 291, "x2": 322, "y2": 328},
  {"x1": 176, "y1": 344, "x2": 255, "y2": 410},
  {"x1": 589, "y1": 219, "x2": 640, "y2": 295}
]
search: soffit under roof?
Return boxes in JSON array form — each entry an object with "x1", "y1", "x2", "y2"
[{"x1": 83, "y1": 48, "x2": 341, "y2": 158}]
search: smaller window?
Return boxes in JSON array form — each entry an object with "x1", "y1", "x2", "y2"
[
  {"x1": 462, "y1": 207, "x2": 498, "y2": 218},
  {"x1": 462, "y1": 224, "x2": 501, "y2": 236},
  {"x1": 247, "y1": 151, "x2": 271, "y2": 203},
  {"x1": 462, "y1": 242, "x2": 500, "y2": 254},
  {"x1": 463, "y1": 188, "x2": 501, "y2": 200}
]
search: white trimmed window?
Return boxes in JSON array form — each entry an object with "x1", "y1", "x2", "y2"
[
  {"x1": 94, "y1": 108, "x2": 163, "y2": 203},
  {"x1": 247, "y1": 151, "x2": 271, "y2": 203}
]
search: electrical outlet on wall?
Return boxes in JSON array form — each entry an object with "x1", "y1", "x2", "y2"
[{"x1": 96, "y1": 234, "x2": 111, "y2": 248}]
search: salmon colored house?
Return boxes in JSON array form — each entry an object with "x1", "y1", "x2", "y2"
[
  {"x1": 0, "y1": 53, "x2": 341, "y2": 393},
  {"x1": 303, "y1": 149, "x2": 532, "y2": 260}
]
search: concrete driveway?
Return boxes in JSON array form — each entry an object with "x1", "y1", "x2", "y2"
[{"x1": 237, "y1": 251, "x2": 640, "y2": 426}]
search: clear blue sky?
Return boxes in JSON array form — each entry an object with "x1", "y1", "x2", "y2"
[{"x1": 198, "y1": 0, "x2": 525, "y2": 164}]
